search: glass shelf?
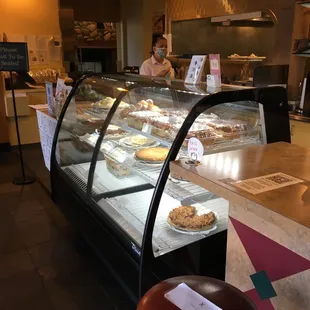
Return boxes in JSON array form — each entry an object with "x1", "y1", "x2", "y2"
[{"x1": 55, "y1": 74, "x2": 266, "y2": 257}]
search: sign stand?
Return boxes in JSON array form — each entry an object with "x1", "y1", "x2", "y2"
[
  {"x1": 0, "y1": 42, "x2": 35, "y2": 185},
  {"x1": 10, "y1": 72, "x2": 35, "y2": 185}
]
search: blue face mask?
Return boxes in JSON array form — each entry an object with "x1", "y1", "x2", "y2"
[{"x1": 155, "y1": 48, "x2": 167, "y2": 59}]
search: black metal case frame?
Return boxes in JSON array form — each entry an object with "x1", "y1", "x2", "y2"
[{"x1": 51, "y1": 75, "x2": 290, "y2": 301}]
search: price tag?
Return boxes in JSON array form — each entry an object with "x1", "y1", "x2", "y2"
[
  {"x1": 187, "y1": 137, "x2": 204, "y2": 162},
  {"x1": 142, "y1": 123, "x2": 153, "y2": 134}
]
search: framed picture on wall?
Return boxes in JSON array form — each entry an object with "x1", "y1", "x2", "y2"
[{"x1": 152, "y1": 14, "x2": 165, "y2": 34}]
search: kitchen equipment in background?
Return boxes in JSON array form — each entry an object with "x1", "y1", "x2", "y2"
[
  {"x1": 288, "y1": 101, "x2": 299, "y2": 112},
  {"x1": 293, "y1": 39, "x2": 310, "y2": 56},
  {"x1": 297, "y1": 1, "x2": 310, "y2": 8},
  {"x1": 298, "y1": 71, "x2": 310, "y2": 116},
  {"x1": 253, "y1": 65, "x2": 289, "y2": 87},
  {"x1": 211, "y1": 10, "x2": 277, "y2": 27}
]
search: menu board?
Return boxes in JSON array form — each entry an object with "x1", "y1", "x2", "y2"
[
  {"x1": 0, "y1": 42, "x2": 29, "y2": 72},
  {"x1": 209, "y1": 54, "x2": 221, "y2": 88},
  {"x1": 185, "y1": 55, "x2": 207, "y2": 84}
]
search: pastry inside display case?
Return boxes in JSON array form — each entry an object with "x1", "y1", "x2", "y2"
[
  {"x1": 56, "y1": 77, "x2": 267, "y2": 258},
  {"x1": 52, "y1": 75, "x2": 290, "y2": 299},
  {"x1": 75, "y1": 94, "x2": 260, "y2": 256},
  {"x1": 167, "y1": 206, "x2": 217, "y2": 233}
]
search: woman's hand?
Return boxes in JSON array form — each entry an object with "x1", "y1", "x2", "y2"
[{"x1": 156, "y1": 67, "x2": 171, "y2": 77}]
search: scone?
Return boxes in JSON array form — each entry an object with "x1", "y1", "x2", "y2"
[{"x1": 135, "y1": 147, "x2": 169, "y2": 162}]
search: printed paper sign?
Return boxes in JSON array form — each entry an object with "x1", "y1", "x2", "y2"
[
  {"x1": 207, "y1": 74, "x2": 218, "y2": 88},
  {"x1": 188, "y1": 137, "x2": 204, "y2": 161},
  {"x1": 55, "y1": 78, "x2": 65, "y2": 96},
  {"x1": 45, "y1": 82, "x2": 54, "y2": 116},
  {"x1": 165, "y1": 283, "x2": 222, "y2": 310},
  {"x1": 209, "y1": 54, "x2": 221, "y2": 87},
  {"x1": 231, "y1": 172, "x2": 304, "y2": 195},
  {"x1": 142, "y1": 123, "x2": 153, "y2": 134},
  {"x1": 185, "y1": 55, "x2": 207, "y2": 85}
]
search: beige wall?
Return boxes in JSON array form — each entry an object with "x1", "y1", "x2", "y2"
[
  {"x1": 119, "y1": 0, "x2": 165, "y2": 67},
  {"x1": 120, "y1": 0, "x2": 144, "y2": 66},
  {"x1": 142, "y1": 0, "x2": 166, "y2": 60},
  {"x1": 0, "y1": 0, "x2": 61, "y2": 36}
]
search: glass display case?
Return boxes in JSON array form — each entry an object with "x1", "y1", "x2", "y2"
[{"x1": 51, "y1": 73, "x2": 290, "y2": 302}]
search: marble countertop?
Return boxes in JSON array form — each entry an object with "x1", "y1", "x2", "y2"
[{"x1": 170, "y1": 142, "x2": 310, "y2": 228}]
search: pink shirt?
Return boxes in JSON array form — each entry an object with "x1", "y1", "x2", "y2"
[{"x1": 140, "y1": 55, "x2": 175, "y2": 78}]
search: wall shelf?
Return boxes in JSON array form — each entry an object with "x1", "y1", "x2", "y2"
[{"x1": 293, "y1": 53, "x2": 310, "y2": 57}]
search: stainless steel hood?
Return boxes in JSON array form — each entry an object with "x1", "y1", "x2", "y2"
[
  {"x1": 297, "y1": 1, "x2": 310, "y2": 8},
  {"x1": 211, "y1": 10, "x2": 277, "y2": 27}
]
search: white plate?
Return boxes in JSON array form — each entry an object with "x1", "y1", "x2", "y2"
[
  {"x1": 135, "y1": 157, "x2": 164, "y2": 167},
  {"x1": 120, "y1": 136, "x2": 159, "y2": 149},
  {"x1": 105, "y1": 132, "x2": 129, "y2": 140},
  {"x1": 167, "y1": 210, "x2": 219, "y2": 235}
]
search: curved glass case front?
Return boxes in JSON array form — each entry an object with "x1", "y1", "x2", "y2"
[{"x1": 55, "y1": 74, "x2": 266, "y2": 257}]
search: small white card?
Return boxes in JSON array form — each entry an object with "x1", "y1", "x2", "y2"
[
  {"x1": 188, "y1": 137, "x2": 204, "y2": 161},
  {"x1": 142, "y1": 123, "x2": 153, "y2": 134},
  {"x1": 165, "y1": 283, "x2": 222, "y2": 310},
  {"x1": 206, "y1": 75, "x2": 217, "y2": 88}
]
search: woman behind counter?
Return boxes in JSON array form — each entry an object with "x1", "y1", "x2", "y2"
[{"x1": 140, "y1": 35, "x2": 175, "y2": 78}]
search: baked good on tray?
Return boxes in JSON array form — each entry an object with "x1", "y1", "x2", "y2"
[
  {"x1": 123, "y1": 135, "x2": 155, "y2": 147},
  {"x1": 93, "y1": 97, "x2": 129, "y2": 109},
  {"x1": 71, "y1": 136, "x2": 94, "y2": 153},
  {"x1": 105, "y1": 125, "x2": 126, "y2": 137},
  {"x1": 135, "y1": 147, "x2": 169, "y2": 162},
  {"x1": 206, "y1": 119, "x2": 249, "y2": 140},
  {"x1": 120, "y1": 99, "x2": 160, "y2": 118},
  {"x1": 168, "y1": 206, "x2": 216, "y2": 231},
  {"x1": 127, "y1": 111, "x2": 162, "y2": 130},
  {"x1": 185, "y1": 124, "x2": 220, "y2": 147},
  {"x1": 149, "y1": 115, "x2": 184, "y2": 138},
  {"x1": 105, "y1": 156, "x2": 131, "y2": 177}
]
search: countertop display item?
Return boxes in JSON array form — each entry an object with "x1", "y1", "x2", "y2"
[
  {"x1": 50, "y1": 73, "x2": 290, "y2": 305},
  {"x1": 228, "y1": 53, "x2": 266, "y2": 60}
]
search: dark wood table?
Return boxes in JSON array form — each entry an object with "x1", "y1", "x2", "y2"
[{"x1": 137, "y1": 276, "x2": 257, "y2": 310}]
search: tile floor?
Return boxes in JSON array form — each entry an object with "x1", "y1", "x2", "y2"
[{"x1": 0, "y1": 149, "x2": 135, "y2": 310}]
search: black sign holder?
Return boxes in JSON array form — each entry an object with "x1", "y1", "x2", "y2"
[
  {"x1": 0, "y1": 42, "x2": 35, "y2": 185},
  {"x1": 10, "y1": 72, "x2": 35, "y2": 185}
]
